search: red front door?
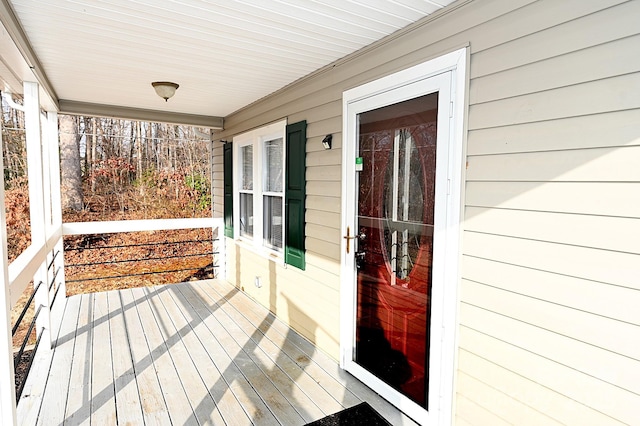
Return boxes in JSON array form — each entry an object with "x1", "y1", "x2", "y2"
[{"x1": 355, "y1": 93, "x2": 438, "y2": 408}]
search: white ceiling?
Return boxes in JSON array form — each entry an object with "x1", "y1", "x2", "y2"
[{"x1": 0, "y1": 0, "x2": 454, "y2": 127}]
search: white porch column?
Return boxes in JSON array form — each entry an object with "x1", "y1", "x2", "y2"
[
  {"x1": 23, "y1": 82, "x2": 52, "y2": 348},
  {"x1": 46, "y1": 111, "x2": 66, "y2": 340},
  {"x1": 0, "y1": 92, "x2": 18, "y2": 425}
]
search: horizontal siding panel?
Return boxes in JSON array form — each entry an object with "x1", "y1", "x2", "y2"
[
  {"x1": 307, "y1": 116, "x2": 342, "y2": 139},
  {"x1": 307, "y1": 149, "x2": 342, "y2": 167},
  {"x1": 306, "y1": 165, "x2": 341, "y2": 182},
  {"x1": 455, "y1": 417, "x2": 474, "y2": 426},
  {"x1": 457, "y1": 350, "x2": 627, "y2": 426},
  {"x1": 306, "y1": 223, "x2": 340, "y2": 245},
  {"x1": 460, "y1": 302, "x2": 640, "y2": 394},
  {"x1": 469, "y1": 72, "x2": 640, "y2": 130},
  {"x1": 463, "y1": 231, "x2": 640, "y2": 289},
  {"x1": 455, "y1": 394, "x2": 511, "y2": 426},
  {"x1": 457, "y1": 0, "x2": 626, "y2": 54},
  {"x1": 457, "y1": 372, "x2": 562, "y2": 426},
  {"x1": 461, "y1": 280, "x2": 640, "y2": 361},
  {"x1": 464, "y1": 207, "x2": 640, "y2": 254},
  {"x1": 470, "y1": 34, "x2": 640, "y2": 104},
  {"x1": 462, "y1": 256, "x2": 640, "y2": 325},
  {"x1": 306, "y1": 195, "x2": 340, "y2": 213},
  {"x1": 306, "y1": 237, "x2": 340, "y2": 261},
  {"x1": 467, "y1": 146, "x2": 640, "y2": 182},
  {"x1": 470, "y1": 0, "x2": 639, "y2": 78},
  {"x1": 231, "y1": 246, "x2": 338, "y2": 309},
  {"x1": 467, "y1": 109, "x2": 640, "y2": 155},
  {"x1": 305, "y1": 251, "x2": 340, "y2": 276},
  {"x1": 288, "y1": 100, "x2": 340, "y2": 125},
  {"x1": 306, "y1": 181, "x2": 341, "y2": 198},
  {"x1": 465, "y1": 181, "x2": 640, "y2": 218},
  {"x1": 306, "y1": 209, "x2": 340, "y2": 229},
  {"x1": 459, "y1": 326, "x2": 639, "y2": 425},
  {"x1": 302, "y1": 263, "x2": 339, "y2": 292},
  {"x1": 276, "y1": 266, "x2": 339, "y2": 309}
]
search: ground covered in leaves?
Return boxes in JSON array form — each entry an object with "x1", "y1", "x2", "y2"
[{"x1": 63, "y1": 227, "x2": 215, "y2": 296}]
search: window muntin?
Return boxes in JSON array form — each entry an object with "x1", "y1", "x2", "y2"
[{"x1": 233, "y1": 121, "x2": 286, "y2": 255}]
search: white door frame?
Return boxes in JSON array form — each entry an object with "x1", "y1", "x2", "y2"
[{"x1": 340, "y1": 47, "x2": 467, "y2": 425}]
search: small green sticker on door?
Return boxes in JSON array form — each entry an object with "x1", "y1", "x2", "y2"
[{"x1": 355, "y1": 156, "x2": 363, "y2": 171}]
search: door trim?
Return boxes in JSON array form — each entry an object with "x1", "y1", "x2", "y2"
[{"x1": 340, "y1": 48, "x2": 467, "y2": 425}]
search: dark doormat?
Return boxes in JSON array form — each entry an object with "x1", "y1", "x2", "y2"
[{"x1": 305, "y1": 402, "x2": 392, "y2": 426}]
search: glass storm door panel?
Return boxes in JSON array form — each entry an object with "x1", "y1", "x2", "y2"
[{"x1": 355, "y1": 93, "x2": 438, "y2": 408}]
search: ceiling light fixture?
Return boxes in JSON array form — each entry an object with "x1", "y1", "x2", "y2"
[{"x1": 152, "y1": 81, "x2": 179, "y2": 102}]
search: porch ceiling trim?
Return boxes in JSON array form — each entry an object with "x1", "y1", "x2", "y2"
[{"x1": 59, "y1": 100, "x2": 223, "y2": 129}]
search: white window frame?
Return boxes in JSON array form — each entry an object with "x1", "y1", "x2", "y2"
[{"x1": 232, "y1": 119, "x2": 287, "y2": 257}]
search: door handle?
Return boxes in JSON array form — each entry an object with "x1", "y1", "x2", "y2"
[{"x1": 343, "y1": 226, "x2": 358, "y2": 254}]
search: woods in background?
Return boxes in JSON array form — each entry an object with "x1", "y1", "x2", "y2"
[
  {"x1": 2, "y1": 96, "x2": 213, "y2": 262},
  {"x1": 60, "y1": 115, "x2": 212, "y2": 221}
]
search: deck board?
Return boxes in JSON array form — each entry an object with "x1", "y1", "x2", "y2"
[
  {"x1": 169, "y1": 284, "x2": 254, "y2": 426},
  {"x1": 119, "y1": 288, "x2": 171, "y2": 425},
  {"x1": 132, "y1": 286, "x2": 194, "y2": 425},
  {"x1": 17, "y1": 280, "x2": 419, "y2": 425},
  {"x1": 177, "y1": 283, "x2": 281, "y2": 425},
  {"x1": 35, "y1": 295, "x2": 81, "y2": 426},
  {"x1": 64, "y1": 293, "x2": 93, "y2": 425},
  {"x1": 107, "y1": 290, "x2": 144, "y2": 426},
  {"x1": 152, "y1": 286, "x2": 225, "y2": 425},
  {"x1": 90, "y1": 291, "x2": 117, "y2": 425}
]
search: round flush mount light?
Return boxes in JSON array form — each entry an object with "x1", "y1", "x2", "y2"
[{"x1": 151, "y1": 81, "x2": 179, "y2": 102}]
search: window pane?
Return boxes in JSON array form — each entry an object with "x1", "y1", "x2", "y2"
[
  {"x1": 240, "y1": 193, "x2": 253, "y2": 238},
  {"x1": 241, "y1": 145, "x2": 253, "y2": 190},
  {"x1": 263, "y1": 195, "x2": 283, "y2": 250},
  {"x1": 264, "y1": 137, "x2": 283, "y2": 192}
]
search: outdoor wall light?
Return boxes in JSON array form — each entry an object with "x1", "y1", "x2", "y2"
[
  {"x1": 322, "y1": 134, "x2": 332, "y2": 150},
  {"x1": 152, "y1": 81, "x2": 179, "y2": 101}
]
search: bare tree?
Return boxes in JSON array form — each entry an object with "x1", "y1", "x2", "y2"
[{"x1": 59, "y1": 114, "x2": 83, "y2": 211}]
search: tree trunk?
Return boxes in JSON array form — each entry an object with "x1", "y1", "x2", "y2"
[
  {"x1": 59, "y1": 114, "x2": 83, "y2": 211},
  {"x1": 91, "y1": 117, "x2": 97, "y2": 193}
]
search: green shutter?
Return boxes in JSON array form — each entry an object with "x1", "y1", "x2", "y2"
[
  {"x1": 223, "y1": 142, "x2": 234, "y2": 238},
  {"x1": 285, "y1": 121, "x2": 306, "y2": 270}
]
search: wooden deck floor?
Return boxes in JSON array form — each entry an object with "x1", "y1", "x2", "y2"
[{"x1": 16, "y1": 280, "x2": 418, "y2": 425}]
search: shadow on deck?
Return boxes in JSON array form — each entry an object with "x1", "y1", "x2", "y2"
[{"x1": 16, "y1": 279, "x2": 417, "y2": 425}]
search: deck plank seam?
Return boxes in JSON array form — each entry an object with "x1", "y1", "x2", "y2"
[
  {"x1": 176, "y1": 283, "x2": 283, "y2": 425},
  {"x1": 190, "y1": 282, "x2": 331, "y2": 421}
]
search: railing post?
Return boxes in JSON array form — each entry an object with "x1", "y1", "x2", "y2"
[
  {"x1": 0, "y1": 91, "x2": 18, "y2": 426},
  {"x1": 45, "y1": 111, "x2": 66, "y2": 340},
  {"x1": 215, "y1": 219, "x2": 226, "y2": 280},
  {"x1": 24, "y1": 82, "x2": 52, "y2": 348}
]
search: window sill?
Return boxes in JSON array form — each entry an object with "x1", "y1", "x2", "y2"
[{"x1": 233, "y1": 237, "x2": 285, "y2": 265}]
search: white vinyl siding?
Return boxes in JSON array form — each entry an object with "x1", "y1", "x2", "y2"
[{"x1": 213, "y1": 0, "x2": 640, "y2": 423}]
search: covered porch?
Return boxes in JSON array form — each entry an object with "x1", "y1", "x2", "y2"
[
  {"x1": 17, "y1": 279, "x2": 414, "y2": 425},
  {"x1": 0, "y1": 1, "x2": 462, "y2": 424}
]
